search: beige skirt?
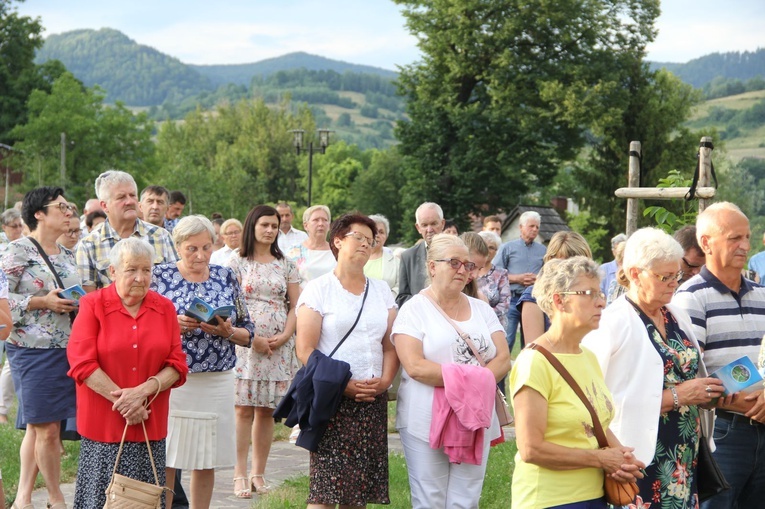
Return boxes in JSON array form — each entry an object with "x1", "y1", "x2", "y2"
[{"x1": 166, "y1": 370, "x2": 235, "y2": 470}]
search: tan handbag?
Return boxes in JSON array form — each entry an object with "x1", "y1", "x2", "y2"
[
  {"x1": 528, "y1": 343, "x2": 640, "y2": 506},
  {"x1": 421, "y1": 290, "x2": 513, "y2": 426},
  {"x1": 104, "y1": 381, "x2": 169, "y2": 508}
]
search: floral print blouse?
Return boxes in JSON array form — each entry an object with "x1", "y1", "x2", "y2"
[
  {"x1": 476, "y1": 265, "x2": 512, "y2": 329},
  {"x1": 1, "y1": 236, "x2": 80, "y2": 349},
  {"x1": 151, "y1": 262, "x2": 255, "y2": 373}
]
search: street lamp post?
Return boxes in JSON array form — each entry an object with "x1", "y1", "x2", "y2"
[{"x1": 291, "y1": 128, "x2": 332, "y2": 207}]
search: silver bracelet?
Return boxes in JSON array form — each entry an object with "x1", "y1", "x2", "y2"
[{"x1": 669, "y1": 386, "x2": 680, "y2": 411}]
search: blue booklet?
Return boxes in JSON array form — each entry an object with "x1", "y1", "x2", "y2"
[
  {"x1": 184, "y1": 296, "x2": 235, "y2": 325},
  {"x1": 59, "y1": 284, "x2": 86, "y2": 306},
  {"x1": 709, "y1": 355, "x2": 764, "y2": 395}
]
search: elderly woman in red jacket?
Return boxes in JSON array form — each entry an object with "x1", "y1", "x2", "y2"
[{"x1": 68, "y1": 238, "x2": 188, "y2": 509}]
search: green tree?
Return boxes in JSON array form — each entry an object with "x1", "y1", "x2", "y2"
[
  {"x1": 0, "y1": 0, "x2": 67, "y2": 143},
  {"x1": 394, "y1": 0, "x2": 661, "y2": 240},
  {"x1": 10, "y1": 72, "x2": 156, "y2": 204}
]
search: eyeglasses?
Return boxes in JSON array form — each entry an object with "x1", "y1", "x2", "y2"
[
  {"x1": 4, "y1": 223, "x2": 23, "y2": 229},
  {"x1": 344, "y1": 231, "x2": 377, "y2": 247},
  {"x1": 224, "y1": 230, "x2": 242, "y2": 237},
  {"x1": 43, "y1": 202, "x2": 76, "y2": 214},
  {"x1": 65, "y1": 229, "x2": 81, "y2": 238},
  {"x1": 434, "y1": 258, "x2": 477, "y2": 272},
  {"x1": 643, "y1": 269, "x2": 684, "y2": 283},
  {"x1": 558, "y1": 289, "x2": 607, "y2": 301},
  {"x1": 682, "y1": 257, "x2": 702, "y2": 269}
]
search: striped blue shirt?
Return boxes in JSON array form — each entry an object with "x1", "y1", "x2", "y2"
[{"x1": 672, "y1": 266, "x2": 765, "y2": 391}]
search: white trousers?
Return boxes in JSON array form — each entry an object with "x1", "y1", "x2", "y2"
[
  {"x1": 0, "y1": 349, "x2": 14, "y2": 416},
  {"x1": 399, "y1": 427, "x2": 491, "y2": 509}
]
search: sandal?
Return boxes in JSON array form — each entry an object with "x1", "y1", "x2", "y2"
[
  {"x1": 47, "y1": 503, "x2": 67, "y2": 509},
  {"x1": 12, "y1": 503, "x2": 35, "y2": 509},
  {"x1": 250, "y1": 474, "x2": 272, "y2": 495},
  {"x1": 233, "y1": 476, "x2": 251, "y2": 499}
]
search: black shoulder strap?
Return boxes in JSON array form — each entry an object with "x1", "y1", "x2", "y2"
[
  {"x1": 328, "y1": 279, "x2": 370, "y2": 358},
  {"x1": 26, "y1": 236, "x2": 76, "y2": 325}
]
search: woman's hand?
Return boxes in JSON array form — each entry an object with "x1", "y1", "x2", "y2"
[
  {"x1": 44, "y1": 289, "x2": 77, "y2": 314},
  {"x1": 111, "y1": 386, "x2": 151, "y2": 423},
  {"x1": 178, "y1": 315, "x2": 201, "y2": 334},
  {"x1": 676, "y1": 377, "x2": 725, "y2": 406},
  {"x1": 267, "y1": 333, "x2": 290, "y2": 351},
  {"x1": 599, "y1": 446, "x2": 646, "y2": 482},
  {"x1": 252, "y1": 335, "x2": 272, "y2": 356},
  {"x1": 200, "y1": 316, "x2": 234, "y2": 338},
  {"x1": 343, "y1": 378, "x2": 380, "y2": 402}
]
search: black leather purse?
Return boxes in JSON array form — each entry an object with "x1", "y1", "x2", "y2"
[{"x1": 697, "y1": 427, "x2": 730, "y2": 502}]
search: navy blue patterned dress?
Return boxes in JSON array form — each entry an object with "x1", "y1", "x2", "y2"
[
  {"x1": 627, "y1": 297, "x2": 701, "y2": 509},
  {"x1": 151, "y1": 263, "x2": 254, "y2": 372}
]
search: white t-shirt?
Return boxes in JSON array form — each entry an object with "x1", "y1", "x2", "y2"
[
  {"x1": 209, "y1": 245, "x2": 236, "y2": 267},
  {"x1": 391, "y1": 292, "x2": 504, "y2": 441},
  {"x1": 297, "y1": 273, "x2": 396, "y2": 379}
]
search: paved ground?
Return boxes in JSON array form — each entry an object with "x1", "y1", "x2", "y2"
[{"x1": 31, "y1": 427, "x2": 514, "y2": 508}]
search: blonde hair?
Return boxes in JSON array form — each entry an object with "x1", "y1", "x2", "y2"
[
  {"x1": 543, "y1": 231, "x2": 592, "y2": 263},
  {"x1": 460, "y1": 232, "x2": 489, "y2": 257},
  {"x1": 302, "y1": 205, "x2": 331, "y2": 225}
]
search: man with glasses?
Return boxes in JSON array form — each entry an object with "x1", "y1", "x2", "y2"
[
  {"x1": 396, "y1": 202, "x2": 446, "y2": 307},
  {"x1": 673, "y1": 202, "x2": 765, "y2": 509},
  {"x1": 76, "y1": 170, "x2": 178, "y2": 292},
  {"x1": 673, "y1": 225, "x2": 705, "y2": 285}
]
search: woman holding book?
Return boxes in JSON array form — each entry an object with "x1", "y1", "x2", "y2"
[
  {"x1": 2, "y1": 187, "x2": 76, "y2": 509},
  {"x1": 230, "y1": 205, "x2": 301, "y2": 497},
  {"x1": 151, "y1": 215, "x2": 255, "y2": 509},
  {"x1": 582, "y1": 228, "x2": 724, "y2": 507}
]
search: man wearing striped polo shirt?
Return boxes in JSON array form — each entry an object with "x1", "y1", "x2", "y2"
[{"x1": 673, "y1": 201, "x2": 765, "y2": 508}]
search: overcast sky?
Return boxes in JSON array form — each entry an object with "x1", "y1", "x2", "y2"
[{"x1": 15, "y1": 0, "x2": 765, "y2": 70}]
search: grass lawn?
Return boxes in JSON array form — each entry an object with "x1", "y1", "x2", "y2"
[{"x1": 0, "y1": 403, "x2": 81, "y2": 507}]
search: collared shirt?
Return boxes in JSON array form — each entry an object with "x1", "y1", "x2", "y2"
[
  {"x1": 492, "y1": 238, "x2": 546, "y2": 294},
  {"x1": 210, "y1": 245, "x2": 236, "y2": 267},
  {"x1": 672, "y1": 266, "x2": 765, "y2": 380},
  {"x1": 76, "y1": 218, "x2": 178, "y2": 289},
  {"x1": 164, "y1": 217, "x2": 179, "y2": 234},
  {"x1": 749, "y1": 251, "x2": 765, "y2": 282},
  {"x1": 67, "y1": 284, "x2": 188, "y2": 442},
  {"x1": 277, "y1": 226, "x2": 308, "y2": 254}
]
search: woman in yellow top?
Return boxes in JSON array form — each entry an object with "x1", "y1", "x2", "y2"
[{"x1": 509, "y1": 257, "x2": 644, "y2": 509}]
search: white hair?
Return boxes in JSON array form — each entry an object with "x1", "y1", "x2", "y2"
[
  {"x1": 94, "y1": 170, "x2": 137, "y2": 202},
  {"x1": 519, "y1": 211, "x2": 541, "y2": 227},
  {"x1": 611, "y1": 233, "x2": 627, "y2": 248},
  {"x1": 369, "y1": 214, "x2": 390, "y2": 237},
  {"x1": 622, "y1": 227, "x2": 684, "y2": 274},
  {"x1": 415, "y1": 202, "x2": 444, "y2": 225},
  {"x1": 172, "y1": 215, "x2": 216, "y2": 246},
  {"x1": 108, "y1": 238, "x2": 154, "y2": 268},
  {"x1": 696, "y1": 201, "x2": 747, "y2": 243},
  {"x1": 478, "y1": 230, "x2": 501, "y2": 248}
]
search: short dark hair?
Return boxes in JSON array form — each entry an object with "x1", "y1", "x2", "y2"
[
  {"x1": 483, "y1": 215, "x2": 501, "y2": 225},
  {"x1": 211, "y1": 217, "x2": 224, "y2": 227},
  {"x1": 240, "y1": 205, "x2": 284, "y2": 260},
  {"x1": 22, "y1": 186, "x2": 66, "y2": 231},
  {"x1": 275, "y1": 202, "x2": 292, "y2": 212},
  {"x1": 168, "y1": 190, "x2": 186, "y2": 205},
  {"x1": 329, "y1": 213, "x2": 377, "y2": 259},
  {"x1": 210, "y1": 212, "x2": 224, "y2": 220},
  {"x1": 673, "y1": 225, "x2": 702, "y2": 255},
  {"x1": 140, "y1": 185, "x2": 169, "y2": 201},
  {"x1": 86, "y1": 210, "x2": 107, "y2": 229},
  {"x1": 444, "y1": 219, "x2": 458, "y2": 232}
]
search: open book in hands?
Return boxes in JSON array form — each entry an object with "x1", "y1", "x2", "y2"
[{"x1": 184, "y1": 296, "x2": 235, "y2": 325}]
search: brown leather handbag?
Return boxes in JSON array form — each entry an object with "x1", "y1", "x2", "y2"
[{"x1": 527, "y1": 343, "x2": 640, "y2": 506}]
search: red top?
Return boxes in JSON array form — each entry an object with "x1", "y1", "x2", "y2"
[{"x1": 67, "y1": 284, "x2": 188, "y2": 443}]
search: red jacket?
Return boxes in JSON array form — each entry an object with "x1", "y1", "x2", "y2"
[{"x1": 67, "y1": 284, "x2": 188, "y2": 442}]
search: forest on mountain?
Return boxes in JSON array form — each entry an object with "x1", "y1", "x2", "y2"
[
  {"x1": 4, "y1": 0, "x2": 765, "y2": 255},
  {"x1": 653, "y1": 48, "x2": 765, "y2": 88}
]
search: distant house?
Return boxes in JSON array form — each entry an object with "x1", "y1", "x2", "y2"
[{"x1": 499, "y1": 205, "x2": 569, "y2": 244}]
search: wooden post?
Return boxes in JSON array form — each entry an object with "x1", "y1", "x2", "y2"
[
  {"x1": 625, "y1": 141, "x2": 641, "y2": 236},
  {"x1": 698, "y1": 136, "x2": 713, "y2": 213}
]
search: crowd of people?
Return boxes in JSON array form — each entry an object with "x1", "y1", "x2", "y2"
[{"x1": 0, "y1": 168, "x2": 764, "y2": 509}]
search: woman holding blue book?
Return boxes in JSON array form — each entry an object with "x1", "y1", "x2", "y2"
[
  {"x1": 151, "y1": 215, "x2": 255, "y2": 509},
  {"x1": 582, "y1": 228, "x2": 725, "y2": 507}
]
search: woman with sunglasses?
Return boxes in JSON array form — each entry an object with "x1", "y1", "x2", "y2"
[
  {"x1": 582, "y1": 228, "x2": 724, "y2": 507},
  {"x1": 392, "y1": 234, "x2": 510, "y2": 508},
  {"x1": 295, "y1": 213, "x2": 398, "y2": 507},
  {"x1": 2, "y1": 187, "x2": 79, "y2": 509}
]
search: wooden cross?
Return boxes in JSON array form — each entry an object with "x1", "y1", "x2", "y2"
[{"x1": 614, "y1": 137, "x2": 716, "y2": 235}]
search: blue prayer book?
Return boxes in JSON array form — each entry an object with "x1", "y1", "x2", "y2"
[
  {"x1": 709, "y1": 356, "x2": 764, "y2": 395},
  {"x1": 184, "y1": 296, "x2": 235, "y2": 325},
  {"x1": 59, "y1": 284, "x2": 86, "y2": 306}
]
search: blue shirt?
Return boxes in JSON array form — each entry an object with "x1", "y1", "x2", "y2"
[
  {"x1": 151, "y1": 263, "x2": 255, "y2": 373},
  {"x1": 749, "y1": 251, "x2": 765, "y2": 282},
  {"x1": 492, "y1": 238, "x2": 546, "y2": 294}
]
